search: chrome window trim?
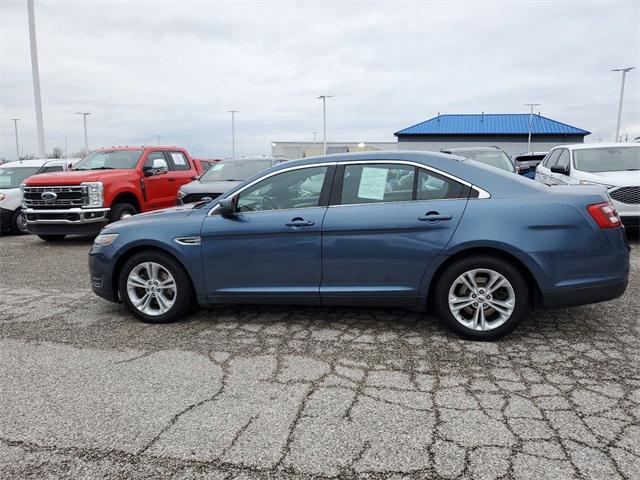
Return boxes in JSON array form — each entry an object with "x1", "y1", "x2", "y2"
[
  {"x1": 206, "y1": 159, "x2": 490, "y2": 216},
  {"x1": 207, "y1": 162, "x2": 336, "y2": 216}
]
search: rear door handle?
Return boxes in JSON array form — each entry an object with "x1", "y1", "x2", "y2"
[
  {"x1": 419, "y1": 211, "x2": 452, "y2": 222},
  {"x1": 285, "y1": 218, "x2": 315, "y2": 227}
]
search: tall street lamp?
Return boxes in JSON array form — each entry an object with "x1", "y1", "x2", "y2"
[
  {"x1": 612, "y1": 67, "x2": 635, "y2": 142},
  {"x1": 28, "y1": 0, "x2": 46, "y2": 158},
  {"x1": 525, "y1": 103, "x2": 540, "y2": 153},
  {"x1": 228, "y1": 110, "x2": 238, "y2": 158},
  {"x1": 318, "y1": 95, "x2": 333, "y2": 155},
  {"x1": 11, "y1": 118, "x2": 20, "y2": 160},
  {"x1": 76, "y1": 112, "x2": 91, "y2": 151}
]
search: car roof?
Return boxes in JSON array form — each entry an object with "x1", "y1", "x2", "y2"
[
  {"x1": 552, "y1": 143, "x2": 639, "y2": 151},
  {"x1": 219, "y1": 156, "x2": 279, "y2": 162},
  {"x1": 0, "y1": 159, "x2": 63, "y2": 168},
  {"x1": 441, "y1": 146, "x2": 502, "y2": 153}
]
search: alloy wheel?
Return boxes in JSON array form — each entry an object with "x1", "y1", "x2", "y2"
[
  {"x1": 126, "y1": 262, "x2": 177, "y2": 316},
  {"x1": 16, "y1": 211, "x2": 28, "y2": 233},
  {"x1": 447, "y1": 268, "x2": 515, "y2": 331}
]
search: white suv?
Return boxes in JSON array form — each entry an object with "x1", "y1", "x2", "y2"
[
  {"x1": 0, "y1": 158, "x2": 79, "y2": 234},
  {"x1": 535, "y1": 143, "x2": 639, "y2": 228}
]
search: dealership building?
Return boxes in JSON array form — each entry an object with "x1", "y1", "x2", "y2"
[{"x1": 270, "y1": 113, "x2": 590, "y2": 159}]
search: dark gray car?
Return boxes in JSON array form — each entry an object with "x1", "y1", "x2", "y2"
[{"x1": 177, "y1": 157, "x2": 286, "y2": 204}]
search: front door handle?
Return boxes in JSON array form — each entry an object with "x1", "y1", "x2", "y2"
[
  {"x1": 419, "y1": 211, "x2": 452, "y2": 222},
  {"x1": 285, "y1": 218, "x2": 315, "y2": 227},
  {"x1": 168, "y1": 177, "x2": 176, "y2": 182}
]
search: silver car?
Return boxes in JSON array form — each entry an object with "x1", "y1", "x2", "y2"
[{"x1": 176, "y1": 157, "x2": 286, "y2": 205}]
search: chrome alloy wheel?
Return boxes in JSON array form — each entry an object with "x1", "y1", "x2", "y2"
[
  {"x1": 126, "y1": 262, "x2": 177, "y2": 316},
  {"x1": 447, "y1": 268, "x2": 515, "y2": 331}
]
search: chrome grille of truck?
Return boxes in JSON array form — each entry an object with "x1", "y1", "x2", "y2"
[
  {"x1": 610, "y1": 186, "x2": 640, "y2": 205},
  {"x1": 23, "y1": 185, "x2": 88, "y2": 208}
]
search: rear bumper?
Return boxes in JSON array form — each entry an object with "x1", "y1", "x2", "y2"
[
  {"x1": 541, "y1": 278, "x2": 628, "y2": 309},
  {"x1": 26, "y1": 207, "x2": 110, "y2": 235}
]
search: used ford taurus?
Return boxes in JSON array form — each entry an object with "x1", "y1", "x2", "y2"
[{"x1": 89, "y1": 151, "x2": 630, "y2": 340}]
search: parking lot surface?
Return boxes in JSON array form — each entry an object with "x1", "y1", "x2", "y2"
[{"x1": 1, "y1": 233, "x2": 639, "y2": 479}]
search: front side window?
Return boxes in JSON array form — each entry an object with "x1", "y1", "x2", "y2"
[
  {"x1": 341, "y1": 164, "x2": 414, "y2": 204},
  {"x1": 41, "y1": 166, "x2": 64, "y2": 173},
  {"x1": 236, "y1": 166, "x2": 328, "y2": 212},
  {"x1": 556, "y1": 150, "x2": 570, "y2": 171},
  {"x1": 573, "y1": 147, "x2": 640, "y2": 173},
  {"x1": 74, "y1": 149, "x2": 143, "y2": 170},
  {"x1": 0, "y1": 167, "x2": 41, "y2": 189},
  {"x1": 543, "y1": 150, "x2": 561, "y2": 168}
]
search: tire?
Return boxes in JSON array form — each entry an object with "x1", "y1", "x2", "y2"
[
  {"x1": 109, "y1": 203, "x2": 137, "y2": 223},
  {"x1": 434, "y1": 255, "x2": 529, "y2": 341},
  {"x1": 11, "y1": 209, "x2": 29, "y2": 235},
  {"x1": 118, "y1": 250, "x2": 194, "y2": 323},
  {"x1": 38, "y1": 234, "x2": 66, "y2": 242}
]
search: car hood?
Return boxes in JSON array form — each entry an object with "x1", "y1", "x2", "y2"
[
  {"x1": 23, "y1": 169, "x2": 137, "y2": 186},
  {"x1": 576, "y1": 170, "x2": 640, "y2": 186},
  {"x1": 105, "y1": 204, "x2": 202, "y2": 231},
  {"x1": 180, "y1": 179, "x2": 242, "y2": 194}
]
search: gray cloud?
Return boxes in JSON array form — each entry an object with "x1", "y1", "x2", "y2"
[{"x1": 1, "y1": 0, "x2": 639, "y2": 159}]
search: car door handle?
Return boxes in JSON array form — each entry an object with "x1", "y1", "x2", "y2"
[
  {"x1": 419, "y1": 212, "x2": 452, "y2": 222},
  {"x1": 168, "y1": 177, "x2": 176, "y2": 182},
  {"x1": 285, "y1": 218, "x2": 315, "y2": 227}
]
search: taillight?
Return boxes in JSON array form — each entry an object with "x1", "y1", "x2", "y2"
[{"x1": 587, "y1": 202, "x2": 622, "y2": 229}]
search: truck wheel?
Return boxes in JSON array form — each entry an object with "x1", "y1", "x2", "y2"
[
  {"x1": 11, "y1": 209, "x2": 29, "y2": 235},
  {"x1": 38, "y1": 234, "x2": 66, "y2": 242},
  {"x1": 118, "y1": 250, "x2": 194, "y2": 324},
  {"x1": 110, "y1": 203, "x2": 137, "y2": 222},
  {"x1": 434, "y1": 255, "x2": 529, "y2": 341}
]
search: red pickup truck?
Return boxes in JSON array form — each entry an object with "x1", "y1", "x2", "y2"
[{"x1": 22, "y1": 146, "x2": 202, "y2": 241}]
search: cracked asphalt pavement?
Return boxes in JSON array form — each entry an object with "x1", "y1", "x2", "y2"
[{"x1": 1, "y1": 233, "x2": 639, "y2": 479}]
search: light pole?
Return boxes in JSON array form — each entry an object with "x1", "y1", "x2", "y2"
[
  {"x1": 228, "y1": 110, "x2": 238, "y2": 158},
  {"x1": 28, "y1": 0, "x2": 46, "y2": 158},
  {"x1": 318, "y1": 95, "x2": 333, "y2": 155},
  {"x1": 76, "y1": 112, "x2": 90, "y2": 151},
  {"x1": 312, "y1": 131, "x2": 317, "y2": 144},
  {"x1": 525, "y1": 103, "x2": 540, "y2": 153},
  {"x1": 11, "y1": 118, "x2": 20, "y2": 160},
  {"x1": 155, "y1": 134, "x2": 161, "y2": 145},
  {"x1": 612, "y1": 67, "x2": 635, "y2": 142}
]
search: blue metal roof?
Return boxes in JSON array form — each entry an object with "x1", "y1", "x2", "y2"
[{"x1": 394, "y1": 114, "x2": 590, "y2": 136}]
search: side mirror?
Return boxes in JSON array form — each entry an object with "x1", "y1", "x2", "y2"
[
  {"x1": 144, "y1": 158, "x2": 169, "y2": 176},
  {"x1": 550, "y1": 165, "x2": 569, "y2": 175},
  {"x1": 217, "y1": 197, "x2": 235, "y2": 216}
]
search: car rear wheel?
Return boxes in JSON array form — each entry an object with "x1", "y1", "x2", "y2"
[
  {"x1": 37, "y1": 234, "x2": 66, "y2": 242},
  {"x1": 11, "y1": 209, "x2": 29, "y2": 235},
  {"x1": 118, "y1": 251, "x2": 194, "y2": 323},
  {"x1": 435, "y1": 255, "x2": 529, "y2": 340}
]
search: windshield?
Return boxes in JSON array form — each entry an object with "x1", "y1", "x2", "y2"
[
  {"x1": 573, "y1": 147, "x2": 640, "y2": 173},
  {"x1": 0, "y1": 167, "x2": 41, "y2": 189},
  {"x1": 461, "y1": 151, "x2": 515, "y2": 172},
  {"x1": 200, "y1": 159, "x2": 272, "y2": 182},
  {"x1": 74, "y1": 150, "x2": 143, "y2": 171}
]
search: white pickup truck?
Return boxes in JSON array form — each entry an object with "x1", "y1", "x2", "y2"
[{"x1": 0, "y1": 158, "x2": 79, "y2": 234}]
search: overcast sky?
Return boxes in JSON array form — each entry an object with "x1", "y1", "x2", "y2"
[{"x1": 1, "y1": 0, "x2": 639, "y2": 159}]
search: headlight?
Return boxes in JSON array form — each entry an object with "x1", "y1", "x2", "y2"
[
  {"x1": 82, "y1": 181, "x2": 104, "y2": 207},
  {"x1": 93, "y1": 233, "x2": 118, "y2": 246},
  {"x1": 579, "y1": 180, "x2": 614, "y2": 189},
  {"x1": 0, "y1": 193, "x2": 5, "y2": 202}
]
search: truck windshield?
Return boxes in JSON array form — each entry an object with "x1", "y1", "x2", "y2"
[
  {"x1": 461, "y1": 151, "x2": 515, "y2": 172},
  {"x1": 74, "y1": 150, "x2": 143, "y2": 170},
  {"x1": 200, "y1": 159, "x2": 272, "y2": 182},
  {"x1": 0, "y1": 167, "x2": 41, "y2": 189},
  {"x1": 573, "y1": 147, "x2": 640, "y2": 172}
]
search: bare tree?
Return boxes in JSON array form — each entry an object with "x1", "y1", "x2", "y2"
[{"x1": 47, "y1": 147, "x2": 64, "y2": 159}]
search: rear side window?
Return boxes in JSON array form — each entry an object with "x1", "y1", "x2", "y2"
[
  {"x1": 417, "y1": 169, "x2": 467, "y2": 200},
  {"x1": 341, "y1": 164, "x2": 414, "y2": 204},
  {"x1": 338, "y1": 163, "x2": 469, "y2": 205},
  {"x1": 166, "y1": 151, "x2": 191, "y2": 171}
]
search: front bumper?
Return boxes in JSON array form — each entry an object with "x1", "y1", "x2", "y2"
[
  {"x1": 0, "y1": 207, "x2": 14, "y2": 231},
  {"x1": 89, "y1": 249, "x2": 118, "y2": 302},
  {"x1": 610, "y1": 198, "x2": 639, "y2": 228},
  {"x1": 26, "y1": 207, "x2": 110, "y2": 235}
]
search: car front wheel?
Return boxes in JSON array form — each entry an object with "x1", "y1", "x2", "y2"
[
  {"x1": 118, "y1": 251, "x2": 194, "y2": 323},
  {"x1": 435, "y1": 255, "x2": 529, "y2": 340}
]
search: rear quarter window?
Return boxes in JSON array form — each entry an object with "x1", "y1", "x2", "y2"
[{"x1": 166, "y1": 151, "x2": 191, "y2": 171}]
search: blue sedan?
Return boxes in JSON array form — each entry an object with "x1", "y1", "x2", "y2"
[{"x1": 89, "y1": 151, "x2": 630, "y2": 340}]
